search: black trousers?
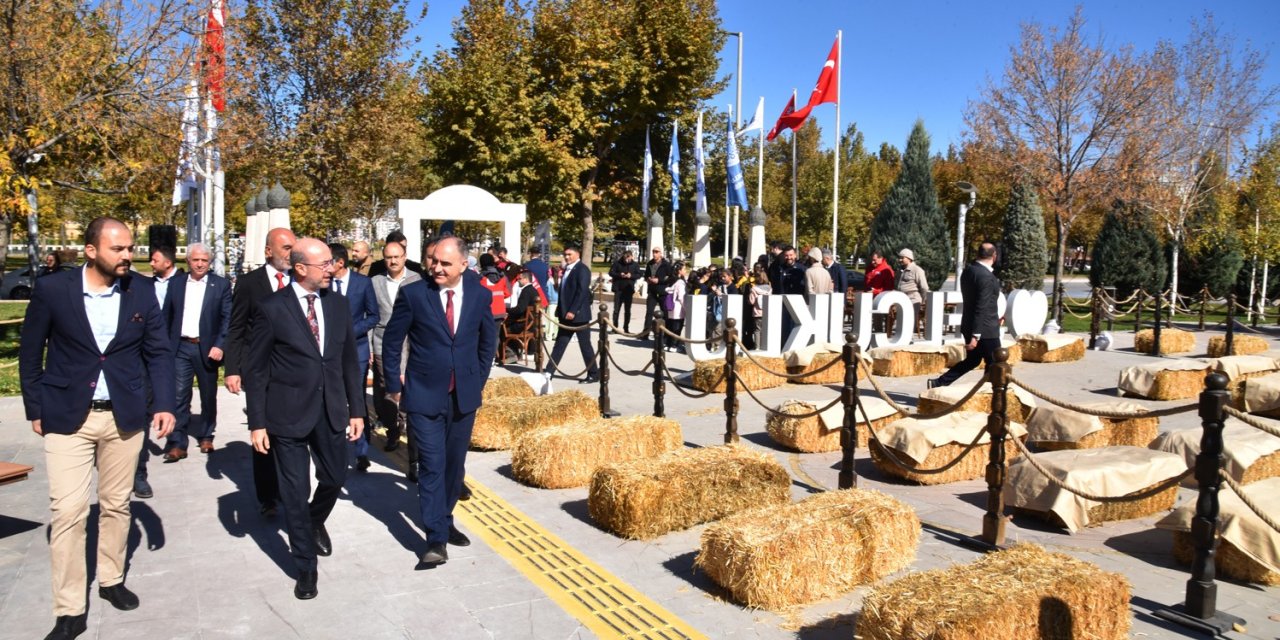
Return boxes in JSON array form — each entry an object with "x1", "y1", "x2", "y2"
[
  {"x1": 271, "y1": 419, "x2": 348, "y2": 572},
  {"x1": 612, "y1": 287, "x2": 635, "y2": 330},
  {"x1": 548, "y1": 319, "x2": 598, "y2": 377},
  {"x1": 936, "y1": 337, "x2": 1001, "y2": 386},
  {"x1": 643, "y1": 296, "x2": 662, "y2": 337}
]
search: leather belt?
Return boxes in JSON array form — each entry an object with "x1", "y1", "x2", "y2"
[
  {"x1": 181, "y1": 336, "x2": 200, "y2": 344},
  {"x1": 90, "y1": 400, "x2": 114, "y2": 412}
]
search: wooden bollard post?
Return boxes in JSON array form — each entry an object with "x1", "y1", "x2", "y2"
[
  {"x1": 838, "y1": 333, "x2": 860, "y2": 490},
  {"x1": 1155, "y1": 372, "x2": 1245, "y2": 633},
  {"x1": 651, "y1": 309, "x2": 667, "y2": 418},
  {"x1": 1134, "y1": 289, "x2": 1145, "y2": 333},
  {"x1": 1226, "y1": 293, "x2": 1236, "y2": 356},
  {"x1": 1153, "y1": 290, "x2": 1164, "y2": 357},
  {"x1": 980, "y1": 348, "x2": 1012, "y2": 547},
  {"x1": 597, "y1": 304, "x2": 619, "y2": 418},
  {"x1": 533, "y1": 304, "x2": 545, "y2": 372},
  {"x1": 1088, "y1": 287, "x2": 1102, "y2": 349},
  {"x1": 723, "y1": 318, "x2": 740, "y2": 444}
]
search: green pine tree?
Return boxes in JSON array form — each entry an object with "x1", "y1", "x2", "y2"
[
  {"x1": 867, "y1": 121, "x2": 951, "y2": 285},
  {"x1": 998, "y1": 179, "x2": 1048, "y2": 291},
  {"x1": 1090, "y1": 200, "x2": 1167, "y2": 297},
  {"x1": 1178, "y1": 154, "x2": 1243, "y2": 297}
]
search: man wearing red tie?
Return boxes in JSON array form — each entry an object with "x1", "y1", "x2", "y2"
[
  {"x1": 224, "y1": 227, "x2": 295, "y2": 517},
  {"x1": 382, "y1": 235, "x2": 496, "y2": 567}
]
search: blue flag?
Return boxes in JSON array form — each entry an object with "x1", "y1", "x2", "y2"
[
  {"x1": 667, "y1": 121, "x2": 680, "y2": 213},
  {"x1": 695, "y1": 111, "x2": 706, "y2": 217},
  {"x1": 642, "y1": 126, "x2": 652, "y2": 217},
  {"x1": 726, "y1": 113, "x2": 750, "y2": 209}
]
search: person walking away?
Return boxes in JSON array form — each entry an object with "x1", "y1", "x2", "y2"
[
  {"x1": 804, "y1": 247, "x2": 833, "y2": 299},
  {"x1": 929, "y1": 242, "x2": 1001, "y2": 388}
]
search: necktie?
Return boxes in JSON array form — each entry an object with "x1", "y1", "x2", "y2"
[
  {"x1": 305, "y1": 294, "x2": 320, "y2": 348},
  {"x1": 445, "y1": 290, "x2": 455, "y2": 392},
  {"x1": 275, "y1": 272, "x2": 286, "y2": 291},
  {"x1": 334, "y1": 278, "x2": 343, "y2": 295}
]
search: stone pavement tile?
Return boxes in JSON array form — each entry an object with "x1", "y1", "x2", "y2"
[
  {"x1": 380, "y1": 588, "x2": 497, "y2": 640},
  {"x1": 449, "y1": 575, "x2": 549, "y2": 612},
  {"x1": 467, "y1": 598, "x2": 592, "y2": 640}
]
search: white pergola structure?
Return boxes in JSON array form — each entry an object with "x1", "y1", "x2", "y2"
[{"x1": 396, "y1": 185, "x2": 527, "y2": 264}]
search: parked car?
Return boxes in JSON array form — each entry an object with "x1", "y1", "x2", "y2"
[{"x1": 1, "y1": 264, "x2": 74, "y2": 300}]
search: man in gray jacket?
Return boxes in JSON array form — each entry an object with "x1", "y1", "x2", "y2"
[
  {"x1": 371, "y1": 240, "x2": 422, "y2": 476},
  {"x1": 895, "y1": 248, "x2": 930, "y2": 337}
]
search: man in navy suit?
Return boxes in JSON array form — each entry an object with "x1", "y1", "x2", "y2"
[
  {"x1": 162, "y1": 243, "x2": 232, "y2": 460},
  {"x1": 547, "y1": 245, "x2": 599, "y2": 383},
  {"x1": 383, "y1": 235, "x2": 497, "y2": 567},
  {"x1": 245, "y1": 238, "x2": 365, "y2": 600},
  {"x1": 327, "y1": 242, "x2": 379, "y2": 471},
  {"x1": 20, "y1": 216, "x2": 176, "y2": 640}
]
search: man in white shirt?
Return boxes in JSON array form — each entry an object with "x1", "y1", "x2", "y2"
[{"x1": 371, "y1": 240, "x2": 422, "y2": 471}]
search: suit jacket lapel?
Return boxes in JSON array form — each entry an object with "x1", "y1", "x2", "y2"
[
  {"x1": 70, "y1": 271, "x2": 100, "y2": 354},
  {"x1": 285, "y1": 289, "x2": 322, "y2": 355},
  {"x1": 104, "y1": 275, "x2": 134, "y2": 353},
  {"x1": 426, "y1": 282, "x2": 453, "y2": 341}
]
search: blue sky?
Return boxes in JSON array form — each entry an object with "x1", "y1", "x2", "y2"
[{"x1": 407, "y1": 1, "x2": 1279, "y2": 154}]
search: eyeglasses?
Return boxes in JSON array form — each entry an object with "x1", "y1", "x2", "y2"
[{"x1": 298, "y1": 259, "x2": 335, "y2": 269}]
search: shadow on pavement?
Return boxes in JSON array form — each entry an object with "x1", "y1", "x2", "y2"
[
  {"x1": 0, "y1": 514, "x2": 41, "y2": 540},
  {"x1": 1103, "y1": 528, "x2": 1181, "y2": 570},
  {"x1": 796, "y1": 611, "x2": 859, "y2": 639},
  {"x1": 204, "y1": 441, "x2": 292, "y2": 575},
  {"x1": 341, "y1": 468, "x2": 424, "y2": 555},
  {"x1": 659, "y1": 549, "x2": 727, "y2": 601}
]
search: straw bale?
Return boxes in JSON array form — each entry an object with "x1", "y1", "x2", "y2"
[
  {"x1": 1013, "y1": 482, "x2": 1178, "y2": 529},
  {"x1": 1019, "y1": 336, "x2": 1086, "y2": 363},
  {"x1": 765, "y1": 400, "x2": 900, "y2": 452},
  {"x1": 587, "y1": 444, "x2": 790, "y2": 539},
  {"x1": 481, "y1": 376, "x2": 537, "y2": 402},
  {"x1": 871, "y1": 350, "x2": 949, "y2": 377},
  {"x1": 786, "y1": 351, "x2": 846, "y2": 385},
  {"x1": 1036, "y1": 414, "x2": 1158, "y2": 451},
  {"x1": 691, "y1": 357, "x2": 787, "y2": 392},
  {"x1": 1171, "y1": 531, "x2": 1280, "y2": 586},
  {"x1": 1208, "y1": 334, "x2": 1270, "y2": 358},
  {"x1": 510, "y1": 416, "x2": 682, "y2": 489},
  {"x1": 977, "y1": 341, "x2": 1023, "y2": 368},
  {"x1": 1133, "y1": 328, "x2": 1195, "y2": 354},
  {"x1": 869, "y1": 437, "x2": 1022, "y2": 486},
  {"x1": 859, "y1": 544, "x2": 1132, "y2": 640},
  {"x1": 695, "y1": 489, "x2": 920, "y2": 609},
  {"x1": 1241, "y1": 450, "x2": 1280, "y2": 484},
  {"x1": 471, "y1": 390, "x2": 599, "y2": 451},
  {"x1": 916, "y1": 389, "x2": 1034, "y2": 423}
]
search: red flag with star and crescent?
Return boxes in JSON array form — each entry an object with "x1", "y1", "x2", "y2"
[
  {"x1": 205, "y1": 0, "x2": 226, "y2": 112},
  {"x1": 767, "y1": 37, "x2": 839, "y2": 140}
]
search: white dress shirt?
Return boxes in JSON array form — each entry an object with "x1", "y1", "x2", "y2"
[
  {"x1": 154, "y1": 267, "x2": 176, "y2": 308},
  {"x1": 292, "y1": 283, "x2": 325, "y2": 355},
  {"x1": 82, "y1": 267, "x2": 120, "y2": 400},
  {"x1": 266, "y1": 264, "x2": 291, "y2": 291},
  {"x1": 181, "y1": 275, "x2": 207, "y2": 339}
]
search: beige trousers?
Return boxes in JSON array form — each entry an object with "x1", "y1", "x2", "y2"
[{"x1": 44, "y1": 411, "x2": 143, "y2": 616}]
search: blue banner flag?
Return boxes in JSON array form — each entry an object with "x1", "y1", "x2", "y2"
[
  {"x1": 642, "y1": 126, "x2": 652, "y2": 217},
  {"x1": 667, "y1": 121, "x2": 680, "y2": 213},
  {"x1": 726, "y1": 113, "x2": 750, "y2": 209},
  {"x1": 695, "y1": 111, "x2": 706, "y2": 217}
]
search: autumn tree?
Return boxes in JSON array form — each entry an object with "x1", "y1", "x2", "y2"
[
  {"x1": 868, "y1": 121, "x2": 951, "y2": 287},
  {"x1": 966, "y1": 8, "x2": 1167, "y2": 322},
  {"x1": 0, "y1": 0, "x2": 190, "y2": 273}
]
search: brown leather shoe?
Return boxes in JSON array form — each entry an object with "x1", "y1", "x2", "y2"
[
  {"x1": 199, "y1": 441, "x2": 214, "y2": 454},
  {"x1": 162, "y1": 448, "x2": 187, "y2": 463}
]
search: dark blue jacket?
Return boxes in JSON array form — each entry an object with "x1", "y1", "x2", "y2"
[
  {"x1": 20, "y1": 268, "x2": 176, "y2": 433},
  {"x1": 339, "y1": 271, "x2": 379, "y2": 364},
  {"x1": 556, "y1": 261, "x2": 593, "y2": 324}
]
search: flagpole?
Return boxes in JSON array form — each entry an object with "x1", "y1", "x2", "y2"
[
  {"x1": 831, "y1": 30, "x2": 842, "y2": 254},
  {"x1": 724, "y1": 104, "x2": 732, "y2": 265},
  {"x1": 790, "y1": 89, "x2": 797, "y2": 249},
  {"x1": 756, "y1": 98, "x2": 764, "y2": 206}
]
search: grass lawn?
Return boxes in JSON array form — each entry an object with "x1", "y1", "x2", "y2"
[{"x1": 0, "y1": 301, "x2": 27, "y2": 395}]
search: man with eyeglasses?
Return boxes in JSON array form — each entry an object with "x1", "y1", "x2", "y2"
[{"x1": 244, "y1": 238, "x2": 365, "y2": 599}]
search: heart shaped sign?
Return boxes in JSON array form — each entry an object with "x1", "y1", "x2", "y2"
[{"x1": 1007, "y1": 289, "x2": 1050, "y2": 337}]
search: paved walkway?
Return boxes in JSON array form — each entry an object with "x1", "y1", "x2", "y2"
[{"x1": 2, "y1": 324, "x2": 1279, "y2": 639}]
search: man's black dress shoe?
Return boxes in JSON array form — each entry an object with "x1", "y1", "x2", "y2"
[
  {"x1": 132, "y1": 478, "x2": 153, "y2": 499},
  {"x1": 313, "y1": 525, "x2": 332, "y2": 557},
  {"x1": 260, "y1": 501, "x2": 278, "y2": 518},
  {"x1": 458, "y1": 482, "x2": 472, "y2": 501},
  {"x1": 98, "y1": 583, "x2": 140, "y2": 611},
  {"x1": 294, "y1": 570, "x2": 318, "y2": 600},
  {"x1": 448, "y1": 526, "x2": 471, "y2": 547},
  {"x1": 419, "y1": 542, "x2": 448, "y2": 566},
  {"x1": 356, "y1": 455, "x2": 371, "y2": 472},
  {"x1": 580, "y1": 374, "x2": 600, "y2": 384},
  {"x1": 43, "y1": 614, "x2": 87, "y2": 640},
  {"x1": 384, "y1": 437, "x2": 400, "y2": 452}
]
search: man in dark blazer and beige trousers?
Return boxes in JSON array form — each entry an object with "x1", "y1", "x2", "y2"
[
  {"x1": 245, "y1": 238, "x2": 365, "y2": 600},
  {"x1": 20, "y1": 216, "x2": 176, "y2": 640}
]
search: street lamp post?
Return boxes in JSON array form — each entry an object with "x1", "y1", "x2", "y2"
[{"x1": 955, "y1": 182, "x2": 977, "y2": 290}]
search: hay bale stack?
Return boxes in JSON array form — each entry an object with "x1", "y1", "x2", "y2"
[
  {"x1": 691, "y1": 356, "x2": 787, "y2": 392},
  {"x1": 1100, "y1": 414, "x2": 1160, "y2": 448},
  {"x1": 977, "y1": 341, "x2": 1023, "y2": 368},
  {"x1": 786, "y1": 350, "x2": 846, "y2": 385},
  {"x1": 1171, "y1": 531, "x2": 1280, "y2": 586},
  {"x1": 1028, "y1": 402, "x2": 1158, "y2": 451},
  {"x1": 858, "y1": 544, "x2": 1132, "y2": 640},
  {"x1": 1208, "y1": 334, "x2": 1270, "y2": 358},
  {"x1": 1019, "y1": 335, "x2": 1086, "y2": 363},
  {"x1": 1118, "y1": 360, "x2": 1212, "y2": 401},
  {"x1": 481, "y1": 376, "x2": 537, "y2": 402},
  {"x1": 588, "y1": 444, "x2": 790, "y2": 539},
  {"x1": 1013, "y1": 482, "x2": 1178, "y2": 530},
  {"x1": 916, "y1": 383, "x2": 1036, "y2": 422},
  {"x1": 869, "y1": 412, "x2": 1027, "y2": 485},
  {"x1": 696, "y1": 489, "x2": 920, "y2": 609},
  {"x1": 870, "y1": 438, "x2": 1021, "y2": 486},
  {"x1": 511, "y1": 416, "x2": 682, "y2": 489},
  {"x1": 471, "y1": 390, "x2": 599, "y2": 450},
  {"x1": 871, "y1": 350, "x2": 949, "y2": 377},
  {"x1": 765, "y1": 398, "x2": 902, "y2": 452},
  {"x1": 1133, "y1": 328, "x2": 1195, "y2": 354}
]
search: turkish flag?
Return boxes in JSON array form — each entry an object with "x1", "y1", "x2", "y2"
[
  {"x1": 204, "y1": 0, "x2": 226, "y2": 112},
  {"x1": 766, "y1": 37, "x2": 839, "y2": 141},
  {"x1": 766, "y1": 93, "x2": 798, "y2": 141}
]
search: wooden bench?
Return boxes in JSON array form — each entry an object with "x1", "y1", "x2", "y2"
[{"x1": 0, "y1": 461, "x2": 34, "y2": 487}]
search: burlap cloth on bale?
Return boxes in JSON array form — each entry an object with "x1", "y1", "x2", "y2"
[
  {"x1": 1243, "y1": 371, "x2": 1280, "y2": 413},
  {"x1": 1156, "y1": 476, "x2": 1280, "y2": 575},
  {"x1": 1150, "y1": 424, "x2": 1280, "y2": 483},
  {"x1": 1211, "y1": 355, "x2": 1280, "y2": 380},
  {"x1": 817, "y1": 396, "x2": 900, "y2": 432},
  {"x1": 1118, "y1": 359, "x2": 1211, "y2": 397},
  {"x1": 918, "y1": 381, "x2": 1038, "y2": 413},
  {"x1": 1005, "y1": 447, "x2": 1186, "y2": 532},
  {"x1": 1018, "y1": 333, "x2": 1084, "y2": 350},
  {"x1": 1027, "y1": 401, "x2": 1148, "y2": 444},
  {"x1": 878, "y1": 411, "x2": 1027, "y2": 464},
  {"x1": 867, "y1": 341, "x2": 950, "y2": 361},
  {"x1": 784, "y1": 341, "x2": 863, "y2": 367}
]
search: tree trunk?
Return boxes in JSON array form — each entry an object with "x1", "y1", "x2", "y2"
[
  {"x1": 1053, "y1": 214, "x2": 1068, "y2": 324},
  {"x1": 25, "y1": 185, "x2": 40, "y2": 276},
  {"x1": 1168, "y1": 241, "x2": 1180, "y2": 307},
  {"x1": 581, "y1": 196, "x2": 595, "y2": 271},
  {"x1": 0, "y1": 215, "x2": 10, "y2": 277}
]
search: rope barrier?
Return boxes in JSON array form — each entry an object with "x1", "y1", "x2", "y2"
[
  {"x1": 1008, "y1": 375, "x2": 1197, "y2": 418},
  {"x1": 605, "y1": 349, "x2": 654, "y2": 377},
  {"x1": 657, "y1": 359, "x2": 721, "y2": 399},
  {"x1": 1224, "y1": 406, "x2": 1280, "y2": 439},
  {"x1": 543, "y1": 316, "x2": 593, "y2": 332},
  {"x1": 601, "y1": 317, "x2": 648, "y2": 340},
  {"x1": 856, "y1": 359, "x2": 992, "y2": 420},
  {"x1": 1219, "y1": 469, "x2": 1280, "y2": 535},
  {"x1": 658, "y1": 325, "x2": 721, "y2": 346},
  {"x1": 1008, "y1": 435, "x2": 1193, "y2": 502},
  {"x1": 864, "y1": 421, "x2": 993, "y2": 476},
  {"x1": 538, "y1": 341, "x2": 595, "y2": 380},
  {"x1": 737, "y1": 347, "x2": 844, "y2": 381},
  {"x1": 731, "y1": 370, "x2": 843, "y2": 419}
]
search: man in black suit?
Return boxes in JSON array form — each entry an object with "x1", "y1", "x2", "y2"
[
  {"x1": 225, "y1": 227, "x2": 295, "y2": 516},
  {"x1": 163, "y1": 243, "x2": 232, "y2": 460},
  {"x1": 931, "y1": 242, "x2": 1002, "y2": 388},
  {"x1": 367, "y1": 230, "x2": 424, "y2": 279},
  {"x1": 19, "y1": 216, "x2": 176, "y2": 640},
  {"x1": 132, "y1": 245, "x2": 182, "y2": 499},
  {"x1": 245, "y1": 238, "x2": 365, "y2": 599},
  {"x1": 547, "y1": 245, "x2": 599, "y2": 383},
  {"x1": 641, "y1": 246, "x2": 673, "y2": 340},
  {"x1": 608, "y1": 250, "x2": 640, "y2": 332}
]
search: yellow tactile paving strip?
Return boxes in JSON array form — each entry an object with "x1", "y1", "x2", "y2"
[{"x1": 455, "y1": 478, "x2": 707, "y2": 640}]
